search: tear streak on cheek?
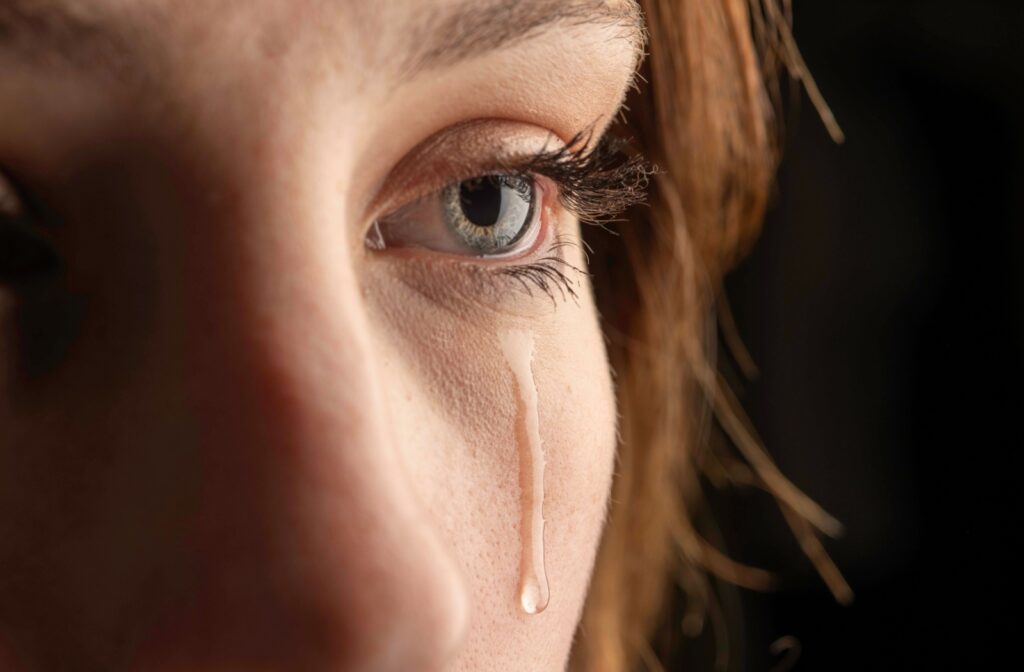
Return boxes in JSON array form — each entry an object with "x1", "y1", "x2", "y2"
[{"x1": 499, "y1": 328, "x2": 549, "y2": 616}]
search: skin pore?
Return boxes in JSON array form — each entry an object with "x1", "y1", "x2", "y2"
[{"x1": 0, "y1": 0, "x2": 642, "y2": 670}]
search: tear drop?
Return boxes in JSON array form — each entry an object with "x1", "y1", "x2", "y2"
[{"x1": 499, "y1": 329, "x2": 549, "y2": 616}]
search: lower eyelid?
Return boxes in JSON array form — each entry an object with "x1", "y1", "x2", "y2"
[
  {"x1": 378, "y1": 247, "x2": 583, "y2": 321},
  {"x1": 368, "y1": 202, "x2": 584, "y2": 314}
]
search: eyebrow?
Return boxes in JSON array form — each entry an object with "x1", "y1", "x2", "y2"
[
  {"x1": 0, "y1": 0, "x2": 145, "y2": 84},
  {"x1": 403, "y1": 0, "x2": 645, "y2": 76},
  {"x1": 0, "y1": 0, "x2": 644, "y2": 84}
]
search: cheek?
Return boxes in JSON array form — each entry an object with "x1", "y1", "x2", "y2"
[
  {"x1": 528, "y1": 319, "x2": 618, "y2": 625},
  {"x1": 365, "y1": 264, "x2": 616, "y2": 669},
  {"x1": 535, "y1": 324, "x2": 617, "y2": 555}
]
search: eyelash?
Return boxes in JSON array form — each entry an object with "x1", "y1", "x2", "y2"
[
  {"x1": 496, "y1": 235, "x2": 585, "y2": 303},
  {"x1": 508, "y1": 128, "x2": 653, "y2": 224},
  {"x1": 478, "y1": 129, "x2": 652, "y2": 303}
]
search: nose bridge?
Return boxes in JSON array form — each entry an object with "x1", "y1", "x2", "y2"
[
  {"x1": 174, "y1": 138, "x2": 363, "y2": 464},
  {"x1": 151, "y1": 143, "x2": 468, "y2": 669}
]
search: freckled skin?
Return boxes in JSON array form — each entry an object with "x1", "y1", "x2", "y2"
[{"x1": 0, "y1": 1, "x2": 635, "y2": 670}]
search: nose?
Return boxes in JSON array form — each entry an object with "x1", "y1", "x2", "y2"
[{"x1": 118, "y1": 143, "x2": 469, "y2": 671}]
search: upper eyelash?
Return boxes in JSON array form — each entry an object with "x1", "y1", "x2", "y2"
[{"x1": 499, "y1": 127, "x2": 654, "y2": 224}]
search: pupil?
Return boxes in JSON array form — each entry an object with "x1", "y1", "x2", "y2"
[{"x1": 459, "y1": 177, "x2": 503, "y2": 228}]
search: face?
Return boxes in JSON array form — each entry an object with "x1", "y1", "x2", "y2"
[{"x1": 0, "y1": 0, "x2": 641, "y2": 669}]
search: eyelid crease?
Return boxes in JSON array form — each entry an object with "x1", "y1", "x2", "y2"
[{"x1": 364, "y1": 119, "x2": 557, "y2": 220}]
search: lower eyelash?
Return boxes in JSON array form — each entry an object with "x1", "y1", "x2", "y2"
[{"x1": 492, "y1": 235, "x2": 587, "y2": 304}]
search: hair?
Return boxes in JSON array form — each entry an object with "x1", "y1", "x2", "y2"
[{"x1": 572, "y1": 1, "x2": 851, "y2": 670}]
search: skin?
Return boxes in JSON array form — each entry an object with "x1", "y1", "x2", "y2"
[{"x1": 0, "y1": 0, "x2": 640, "y2": 670}]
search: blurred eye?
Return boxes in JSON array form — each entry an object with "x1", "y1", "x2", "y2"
[
  {"x1": 0, "y1": 172, "x2": 59, "y2": 284},
  {"x1": 369, "y1": 174, "x2": 541, "y2": 258}
]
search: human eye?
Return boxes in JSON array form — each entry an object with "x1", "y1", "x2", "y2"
[
  {"x1": 364, "y1": 121, "x2": 652, "y2": 303},
  {"x1": 368, "y1": 172, "x2": 543, "y2": 259},
  {"x1": 0, "y1": 171, "x2": 59, "y2": 286}
]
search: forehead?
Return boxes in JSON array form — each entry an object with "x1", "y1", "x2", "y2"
[{"x1": 0, "y1": 0, "x2": 643, "y2": 86}]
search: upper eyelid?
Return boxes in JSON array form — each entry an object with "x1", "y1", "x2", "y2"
[
  {"x1": 362, "y1": 120, "x2": 569, "y2": 219},
  {"x1": 376, "y1": 161, "x2": 549, "y2": 222},
  {"x1": 366, "y1": 120, "x2": 652, "y2": 235}
]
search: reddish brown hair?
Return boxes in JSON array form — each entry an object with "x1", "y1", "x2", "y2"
[{"x1": 574, "y1": 1, "x2": 850, "y2": 669}]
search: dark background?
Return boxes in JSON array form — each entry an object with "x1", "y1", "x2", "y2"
[{"x1": 689, "y1": 1, "x2": 1022, "y2": 670}]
